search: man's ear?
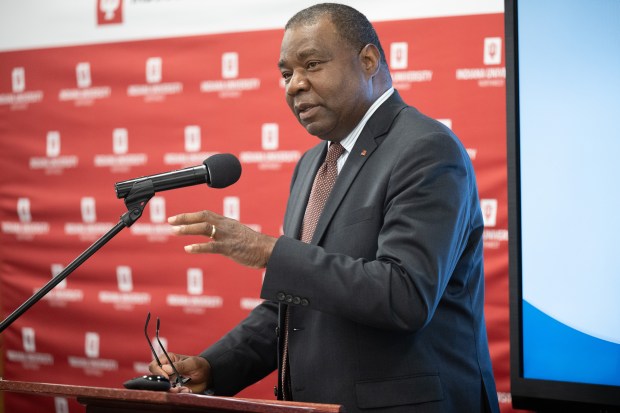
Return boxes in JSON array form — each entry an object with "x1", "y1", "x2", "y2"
[{"x1": 359, "y1": 44, "x2": 381, "y2": 77}]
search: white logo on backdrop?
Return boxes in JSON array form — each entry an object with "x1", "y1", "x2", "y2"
[
  {"x1": 127, "y1": 57, "x2": 183, "y2": 101},
  {"x1": 41, "y1": 263, "x2": 84, "y2": 306},
  {"x1": 93, "y1": 127, "x2": 147, "y2": 172},
  {"x1": 22, "y1": 327, "x2": 36, "y2": 353},
  {"x1": 17, "y1": 198, "x2": 32, "y2": 223},
  {"x1": 29, "y1": 130, "x2": 78, "y2": 173},
  {"x1": 163, "y1": 125, "x2": 216, "y2": 167},
  {"x1": 389, "y1": 41, "x2": 433, "y2": 89},
  {"x1": 390, "y1": 42, "x2": 408, "y2": 70},
  {"x1": 166, "y1": 268, "x2": 224, "y2": 314},
  {"x1": 480, "y1": 198, "x2": 498, "y2": 227},
  {"x1": 146, "y1": 57, "x2": 162, "y2": 84},
  {"x1": 224, "y1": 196, "x2": 240, "y2": 221},
  {"x1": 59, "y1": 62, "x2": 111, "y2": 105},
  {"x1": 113, "y1": 128, "x2": 128, "y2": 154},
  {"x1": 68, "y1": 332, "x2": 119, "y2": 376},
  {"x1": 79, "y1": 197, "x2": 97, "y2": 224},
  {"x1": 261, "y1": 123, "x2": 279, "y2": 151},
  {"x1": 455, "y1": 37, "x2": 505, "y2": 87},
  {"x1": 222, "y1": 197, "x2": 261, "y2": 233},
  {"x1": 187, "y1": 268, "x2": 204, "y2": 295},
  {"x1": 200, "y1": 51, "x2": 260, "y2": 98},
  {"x1": 54, "y1": 397, "x2": 69, "y2": 413},
  {"x1": 184, "y1": 125, "x2": 201, "y2": 153},
  {"x1": 1, "y1": 197, "x2": 50, "y2": 239},
  {"x1": 481, "y1": 198, "x2": 508, "y2": 248},
  {"x1": 99, "y1": 265, "x2": 151, "y2": 310},
  {"x1": 76, "y1": 62, "x2": 92, "y2": 88},
  {"x1": 149, "y1": 197, "x2": 166, "y2": 223},
  {"x1": 5, "y1": 327, "x2": 54, "y2": 368},
  {"x1": 46, "y1": 131, "x2": 61, "y2": 158},
  {"x1": 100, "y1": 0, "x2": 121, "y2": 20},
  {"x1": 0, "y1": 67, "x2": 44, "y2": 108},
  {"x1": 116, "y1": 265, "x2": 133, "y2": 292},
  {"x1": 81, "y1": 197, "x2": 97, "y2": 224},
  {"x1": 130, "y1": 196, "x2": 173, "y2": 241},
  {"x1": 12, "y1": 67, "x2": 26, "y2": 93},
  {"x1": 239, "y1": 123, "x2": 300, "y2": 170},
  {"x1": 51, "y1": 263, "x2": 66, "y2": 289},
  {"x1": 222, "y1": 52, "x2": 239, "y2": 79},
  {"x1": 85, "y1": 332, "x2": 100, "y2": 359},
  {"x1": 483, "y1": 37, "x2": 502, "y2": 65},
  {"x1": 97, "y1": 0, "x2": 123, "y2": 25},
  {"x1": 64, "y1": 197, "x2": 113, "y2": 241}
]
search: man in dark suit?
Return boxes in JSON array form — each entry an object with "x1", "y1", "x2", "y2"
[{"x1": 151, "y1": 3, "x2": 500, "y2": 412}]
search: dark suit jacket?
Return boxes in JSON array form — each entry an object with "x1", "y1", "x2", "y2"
[{"x1": 202, "y1": 91, "x2": 500, "y2": 413}]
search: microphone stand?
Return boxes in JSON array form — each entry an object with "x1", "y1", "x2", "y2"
[{"x1": 0, "y1": 180, "x2": 155, "y2": 334}]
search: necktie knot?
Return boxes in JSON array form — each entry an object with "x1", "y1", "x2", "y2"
[{"x1": 326, "y1": 142, "x2": 345, "y2": 163}]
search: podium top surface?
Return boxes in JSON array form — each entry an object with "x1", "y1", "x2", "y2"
[{"x1": 0, "y1": 379, "x2": 344, "y2": 413}]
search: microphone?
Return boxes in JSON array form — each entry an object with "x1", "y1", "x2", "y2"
[{"x1": 115, "y1": 153, "x2": 241, "y2": 199}]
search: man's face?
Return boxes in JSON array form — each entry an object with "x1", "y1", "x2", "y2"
[{"x1": 278, "y1": 17, "x2": 372, "y2": 142}]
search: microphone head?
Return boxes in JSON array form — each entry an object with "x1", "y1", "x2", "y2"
[{"x1": 203, "y1": 153, "x2": 242, "y2": 188}]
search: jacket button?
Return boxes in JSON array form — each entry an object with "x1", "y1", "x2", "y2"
[
  {"x1": 285, "y1": 294, "x2": 293, "y2": 303},
  {"x1": 293, "y1": 296, "x2": 301, "y2": 305},
  {"x1": 301, "y1": 298, "x2": 309, "y2": 306},
  {"x1": 276, "y1": 292, "x2": 285, "y2": 301}
]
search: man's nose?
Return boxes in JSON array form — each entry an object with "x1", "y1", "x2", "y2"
[{"x1": 286, "y1": 70, "x2": 310, "y2": 96}]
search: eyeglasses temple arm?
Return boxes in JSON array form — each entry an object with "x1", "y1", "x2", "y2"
[
  {"x1": 156, "y1": 317, "x2": 190, "y2": 386},
  {"x1": 144, "y1": 312, "x2": 163, "y2": 369}
]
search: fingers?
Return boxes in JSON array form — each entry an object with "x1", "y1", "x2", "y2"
[
  {"x1": 172, "y1": 355, "x2": 204, "y2": 375},
  {"x1": 148, "y1": 352, "x2": 186, "y2": 379},
  {"x1": 167, "y1": 208, "x2": 277, "y2": 268},
  {"x1": 184, "y1": 242, "x2": 218, "y2": 254},
  {"x1": 173, "y1": 221, "x2": 217, "y2": 237},
  {"x1": 149, "y1": 353, "x2": 211, "y2": 395},
  {"x1": 172, "y1": 356, "x2": 211, "y2": 394},
  {"x1": 148, "y1": 360, "x2": 168, "y2": 378},
  {"x1": 169, "y1": 385, "x2": 192, "y2": 394},
  {"x1": 168, "y1": 210, "x2": 221, "y2": 226},
  {"x1": 169, "y1": 210, "x2": 222, "y2": 241}
]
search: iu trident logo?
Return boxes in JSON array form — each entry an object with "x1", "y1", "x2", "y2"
[{"x1": 483, "y1": 37, "x2": 502, "y2": 65}]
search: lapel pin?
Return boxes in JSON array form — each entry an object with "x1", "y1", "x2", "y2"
[{"x1": 360, "y1": 149, "x2": 367, "y2": 156}]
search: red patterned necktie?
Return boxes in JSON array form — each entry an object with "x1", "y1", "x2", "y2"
[
  {"x1": 281, "y1": 142, "x2": 345, "y2": 400},
  {"x1": 299, "y1": 142, "x2": 346, "y2": 243}
]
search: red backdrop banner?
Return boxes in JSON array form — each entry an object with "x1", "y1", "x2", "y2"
[{"x1": 0, "y1": 11, "x2": 514, "y2": 413}]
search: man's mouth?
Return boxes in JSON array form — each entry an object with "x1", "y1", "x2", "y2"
[{"x1": 296, "y1": 104, "x2": 319, "y2": 121}]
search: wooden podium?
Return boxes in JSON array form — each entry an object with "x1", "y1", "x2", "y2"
[{"x1": 0, "y1": 379, "x2": 344, "y2": 413}]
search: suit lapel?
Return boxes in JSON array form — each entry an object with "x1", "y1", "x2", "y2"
[
  {"x1": 284, "y1": 144, "x2": 326, "y2": 239},
  {"x1": 310, "y1": 91, "x2": 408, "y2": 244},
  {"x1": 309, "y1": 131, "x2": 376, "y2": 244}
]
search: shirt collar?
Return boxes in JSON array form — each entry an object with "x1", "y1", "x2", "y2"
[{"x1": 330, "y1": 87, "x2": 395, "y2": 154}]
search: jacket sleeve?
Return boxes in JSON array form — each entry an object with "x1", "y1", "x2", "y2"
[{"x1": 199, "y1": 300, "x2": 279, "y2": 395}]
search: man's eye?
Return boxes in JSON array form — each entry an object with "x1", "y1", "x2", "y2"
[
  {"x1": 282, "y1": 72, "x2": 292, "y2": 82},
  {"x1": 307, "y1": 61, "x2": 320, "y2": 69}
]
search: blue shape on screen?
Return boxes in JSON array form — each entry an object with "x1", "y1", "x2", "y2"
[{"x1": 523, "y1": 300, "x2": 620, "y2": 386}]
